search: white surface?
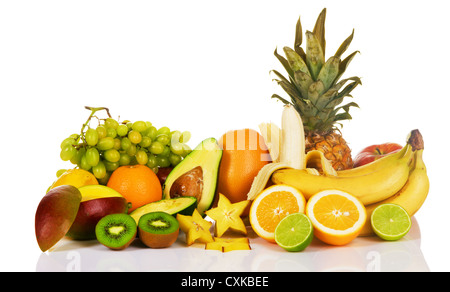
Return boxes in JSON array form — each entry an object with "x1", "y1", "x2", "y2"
[
  {"x1": 36, "y1": 217, "x2": 427, "y2": 272},
  {"x1": 1, "y1": 0, "x2": 449, "y2": 272}
]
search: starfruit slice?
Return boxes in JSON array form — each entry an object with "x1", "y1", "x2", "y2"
[
  {"x1": 205, "y1": 194, "x2": 249, "y2": 237},
  {"x1": 177, "y1": 209, "x2": 213, "y2": 246},
  {"x1": 205, "y1": 237, "x2": 251, "y2": 252}
]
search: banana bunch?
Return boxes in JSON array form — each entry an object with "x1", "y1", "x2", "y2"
[{"x1": 271, "y1": 129, "x2": 429, "y2": 236}]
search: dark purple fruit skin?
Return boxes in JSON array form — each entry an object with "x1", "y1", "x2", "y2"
[
  {"x1": 35, "y1": 185, "x2": 82, "y2": 252},
  {"x1": 157, "y1": 167, "x2": 173, "y2": 186},
  {"x1": 66, "y1": 197, "x2": 128, "y2": 240}
]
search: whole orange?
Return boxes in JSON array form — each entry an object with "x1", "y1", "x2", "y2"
[
  {"x1": 107, "y1": 165, "x2": 162, "y2": 213},
  {"x1": 217, "y1": 129, "x2": 272, "y2": 216}
]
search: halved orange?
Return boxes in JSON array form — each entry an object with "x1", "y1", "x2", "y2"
[
  {"x1": 249, "y1": 185, "x2": 305, "y2": 243},
  {"x1": 306, "y1": 190, "x2": 366, "y2": 246}
]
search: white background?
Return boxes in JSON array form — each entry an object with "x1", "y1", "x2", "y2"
[{"x1": 1, "y1": 0, "x2": 449, "y2": 271}]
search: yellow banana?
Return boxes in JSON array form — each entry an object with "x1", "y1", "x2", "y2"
[
  {"x1": 337, "y1": 143, "x2": 411, "y2": 177},
  {"x1": 271, "y1": 147, "x2": 411, "y2": 205},
  {"x1": 337, "y1": 130, "x2": 422, "y2": 177},
  {"x1": 359, "y1": 149, "x2": 429, "y2": 236}
]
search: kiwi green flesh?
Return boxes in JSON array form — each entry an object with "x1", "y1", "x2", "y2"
[
  {"x1": 138, "y1": 212, "x2": 179, "y2": 235},
  {"x1": 95, "y1": 214, "x2": 137, "y2": 249}
]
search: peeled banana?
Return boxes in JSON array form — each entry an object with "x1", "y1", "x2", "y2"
[{"x1": 280, "y1": 104, "x2": 305, "y2": 169}]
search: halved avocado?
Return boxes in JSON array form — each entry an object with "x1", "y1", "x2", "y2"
[{"x1": 163, "y1": 138, "x2": 222, "y2": 216}]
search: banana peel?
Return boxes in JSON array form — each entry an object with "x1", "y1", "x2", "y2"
[{"x1": 250, "y1": 105, "x2": 337, "y2": 201}]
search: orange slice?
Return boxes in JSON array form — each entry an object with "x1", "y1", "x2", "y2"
[
  {"x1": 306, "y1": 190, "x2": 366, "y2": 246},
  {"x1": 249, "y1": 185, "x2": 306, "y2": 243}
]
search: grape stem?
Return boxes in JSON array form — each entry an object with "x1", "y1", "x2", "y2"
[{"x1": 76, "y1": 106, "x2": 112, "y2": 145}]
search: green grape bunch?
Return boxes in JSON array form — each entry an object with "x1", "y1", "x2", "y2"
[{"x1": 59, "y1": 106, "x2": 192, "y2": 183}]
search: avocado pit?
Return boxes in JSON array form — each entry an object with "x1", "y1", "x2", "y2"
[{"x1": 170, "y1": 166, "x2": 204, "y2": 200}]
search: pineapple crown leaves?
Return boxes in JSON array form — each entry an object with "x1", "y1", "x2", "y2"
[{"x1": 271, "y1": 8, "x2": 362, "y2": 133}]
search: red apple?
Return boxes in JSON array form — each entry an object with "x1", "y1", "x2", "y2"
[{"x1": 353, "y1": 143, "x2": 403, "y2": 168}]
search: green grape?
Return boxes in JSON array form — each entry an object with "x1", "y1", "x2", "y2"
[
  {"x1": 119, "y1": 153, "x2": 131, "y2": 166},
  {"x1": 156, "y1": 134, "x2": 170, "y2": 146},
  {"x1": 169, "y1": 153, "x2": 182, "y2": 166},
  {"x1": 60, "y1": 137, "x2": 76, "y2": 149},
  {"x1": 132, "y1": 121, "x2": 147, "y2": 132},
  {"x1": 97, "y1": 137, "x2": 115, "y2": 151},
  {"x1": 80, "y1": 154, "x2": 92, "y2": 171},
  {"x1": 105, "y1": 118, "x2": 119, "y2": 129},
  {"x1": 149, "y1": 141, "x2": 164, "y2": 155},
  {"x1": 160, "y1": 146, "x2": 171, "y2": 157},
  {"x1": 129, "y1": 156, "x2": 138, "y2": 165},
  {"x1": 146, "y1": 153, "x2": 157, "y2": 168},
  {"x1": 128, "y1": 130, "x2": 142, "y2": 144},
  {"x1": 144, "y1": 126, "x2": 157, "y2": 140},
  {"x1": 126, "y1": 143, "x2": 137, "y2": 157},
  {"x1": 180, "y1": 131, "x2": 191, "y2": 143},
  {"x1": 85, "y1": 128, "x2": 99, "y2": 146},
  {"x1": 60, "y1": 145, "x2": 77, "y2": 161},
  {"x1": 97, "y1": 171, "x2": 111, "y2": 185},
  {"x1": 86, "y1": 147, "x2": 100, "y2": 167},
  {"x1": 121, "y1": 137, "x2": 131, "y2": 150},
  {"x1": 156, "y1": 155, "x2": 171, "y2": 168},
  {"x1": 136, "y1": 150, "x2": 148, "y2": 165},
  {"x1": 104, "y1": 160, "x2": 119, "y2": 172},
  {"x1": 145, "y1": 121, "x2": 152, "y2": 128},
  {"x1": 96, "y1": 125, "x2": 107, "y2": 139},
  {"x1": 69, "y1": 133, "x2": 79, "y2": 140},
  {"x1": 92, "y1": 161, "x2": 106, "y2": 179},
  {"x1": 139, "y1": 136, "x2": 152, "y2": 148},
  {"x1": 170, "y1": 142, "x2": 184, "y2": 156},
  {"x1": 113, "y1": 138, "x2": 121, "y2": 150},
  {"x1": 117, "y1": 124, "x2": 128, "y2": 137},
  {"x1": 56, "y1": 169, "x2": 67, "y2": 177},
  {"x1": 126, "y1": 122, "x2": 133, "y2": 130},
  {"x1": 106, "y1": 127, "x2": 117, "y2": 138},
  {"x1": 104, "y1": 149, "x2": 120, "y2": 163},
  {"x1": 182, "y1": 144, "x2": 192, "y2": 157},
  {"x1": 151, "y1": 166, "x2": 159, "y2": 174},
  {"x1": 157, "y1": 126, "x2": 170, "y2": 136},
  {"x1": 70, "y1": 148, "x2": 85, "y2": 165},
  {"x1": 170, "y1": 131, "x2": 182, "y2": 144}
]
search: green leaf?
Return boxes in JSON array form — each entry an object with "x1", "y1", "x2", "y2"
[
  {"x1": 283, "y1": 47, "x2": 311, "y2": 77},
  {"x1": 294, "y1": 71, "x2": 313, "y2": 99},
  {"x1": 317, "y1": 56, "x2": 340, "y2": 90},
  {"x1": 335, "y1": 29, "x2": 354, "y2": 58},
  {"x1": 273, "y1": 79, "x2": 302, "y2": 103},
  {"x1": 335, "y1": 51, "x2": 359, "y2": 81},
  {"x1": 305, "y1": 31, "x2": 325, "y2": 81},
  {"x1": 325, "y1": 77, "x2": 361, "y2": 109},
  {"x1": 271, "y1": 94, "x2": 293, "y2": 106},
  {"x1": 294, "y1": 17, "x2": 303, "y2": 52},
  {"x1": 308, "y1": 80, "x2": 325, "y2": 107},
  {"x1": 313, "y1": 8, "x2": 327, "y2": 57},
  {"x1": 334, "y1": 112, "x2": 353, "y2": 122},
  {"x1": 270, "y1": 70, "x2": 291, "y2": 86},
  {"x1": 274, "y1": 47, "x2": 294, "y2": 80}
]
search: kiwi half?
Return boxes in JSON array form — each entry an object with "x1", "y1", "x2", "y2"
[
  {"x1": 95, "y1": 213, "x2": 137, "y2": 250},
  {"x1": 138, "y1": 212, "x2": 179, "y2": 248}
]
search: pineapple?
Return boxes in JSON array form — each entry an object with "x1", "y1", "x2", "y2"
[{"x1": 271, "y1": 8, "x2": 361, "y2": 170}]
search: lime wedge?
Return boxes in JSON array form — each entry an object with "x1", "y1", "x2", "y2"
[
  {"x1": 274, "y1": 213, "x2": 313, "y2": 252},
  {"x1": 371, "y1": 203, "x2": 411, "y2": 241}
]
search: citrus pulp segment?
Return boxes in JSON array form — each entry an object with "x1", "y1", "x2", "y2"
[
  {"x1": 249, "y1": 185, "x2": 306, "y2": 243},
  {"x1": 306, "y1": 189, "x2": 366, "y2": 246},
  {"x1": 275, "y1": 213, "x2": 313, "y2": 252}
]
